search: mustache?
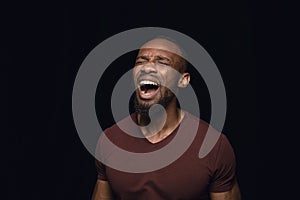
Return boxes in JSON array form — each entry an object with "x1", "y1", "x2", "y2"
[{"x1": 136, "y1": 72, "x2": 160, "y2": 82}]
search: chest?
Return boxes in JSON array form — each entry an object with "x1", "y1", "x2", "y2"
[{"x1": 106, "y1": 154, "x2": 212, "y2": 200}]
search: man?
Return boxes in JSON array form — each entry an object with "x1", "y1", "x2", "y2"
[{"x1": 92, "y1": 37, "x2": 241, "y2": 200}]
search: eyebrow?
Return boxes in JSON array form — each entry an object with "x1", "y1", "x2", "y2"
[
  {"x1": 136, "y1": 55, "x2": 149, "y2": 60},
  {"x1": 136, "y1": 55, "x2": 171, "y2": 62},
  {"x1": 155, "y1": 56, "x2": 171, "y2": 62}
]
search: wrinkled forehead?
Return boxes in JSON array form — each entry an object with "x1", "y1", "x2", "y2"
[{"x1": 139, "y1": 38, "x2": 184, "y2": 57}]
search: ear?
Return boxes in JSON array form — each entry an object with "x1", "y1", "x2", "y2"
[{"x1": 177, "y1": 73, "x2": 190, "y2": 88}]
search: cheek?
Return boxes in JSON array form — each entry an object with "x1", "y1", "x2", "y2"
[
  {"x1": 132, "y1": 67, "x2": 139, "y2": 78},
  {"x1": 163, "y1": 70, "x2": 178, "y2": 84}
]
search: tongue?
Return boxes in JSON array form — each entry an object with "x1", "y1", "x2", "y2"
[
  {"x1": 144, "y1": 88, "x2": 157, "y2": 94},
  {"x1": 139, "y1": 86, "x2": 159, "y2": 99}
]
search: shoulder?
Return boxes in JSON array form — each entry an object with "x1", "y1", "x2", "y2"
[
  {"x1": 103, "y1": 113, "x2": 138, "y2": 137},
  {"x1": 105, "y1": 113, "x2": 137, "y2": 131},
  {"x1": 183, "y1": 111, "x2": 234, "y2": 159}
]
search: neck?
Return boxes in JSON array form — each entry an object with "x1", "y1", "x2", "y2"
[{"x1": 137, "y1": 99, "x2": 184, "y2": 143}]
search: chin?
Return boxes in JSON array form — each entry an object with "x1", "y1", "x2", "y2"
[{"x1": 138, "y1": 99, "x2": 158, "y2": 109}]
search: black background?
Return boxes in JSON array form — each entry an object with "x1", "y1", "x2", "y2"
[{"x1": 4, "y1": 0, "x2": 289, "y2": 199}]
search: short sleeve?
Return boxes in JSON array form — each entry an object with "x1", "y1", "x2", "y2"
[
  {"x1": 209, "y1": 134, "x2": 236, "y2": 192},
  {"x1": 95, "y1": 159, "x2": 108, "y2": 181},
  {"x1": 95, "y1": 130, "x2": 109, "y2": 181}
]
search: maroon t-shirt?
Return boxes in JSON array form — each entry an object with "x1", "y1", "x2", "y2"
[{"x1": 95, "y1": 112, "x2": 236, "y2": 200}]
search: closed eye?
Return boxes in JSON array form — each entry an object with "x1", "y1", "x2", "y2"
[
  {"x1": 158, "y1": 61, "x2": 170, "y2": 66},
  {"x1": 135, "y1": 60, "x2": 147, "y2": 66},
  {"x1": 156, "y1": 56, "x2": 171, "y2": 66}
]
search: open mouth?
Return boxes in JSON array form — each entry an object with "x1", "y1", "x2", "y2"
[{"x1": 138, "y1": 80, "x2": 160, "y2": 99}]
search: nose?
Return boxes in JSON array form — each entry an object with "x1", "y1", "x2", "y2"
[{"x1": 140, "y1": 62, "x2": 157, "y2": 74}]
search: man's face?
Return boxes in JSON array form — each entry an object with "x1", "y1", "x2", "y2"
[{"x1": 132, "y1": 39, "x2": 188, "y2": 111}]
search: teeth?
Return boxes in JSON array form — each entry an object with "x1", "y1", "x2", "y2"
[{"x1": 139, "y1": 80, "x2": 158, "y2": 86}]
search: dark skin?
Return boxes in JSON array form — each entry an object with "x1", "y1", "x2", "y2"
[
  {"x1": 132, "y1": 47, "x2": 189, "y2": 143},
  {"x1": 92, "y1": 38, "x2": 241, "y2": 200}
]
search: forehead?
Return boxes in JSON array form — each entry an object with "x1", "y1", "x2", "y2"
[{"x1": 137, "y1": 39, "x2": 184, "y2": 60}]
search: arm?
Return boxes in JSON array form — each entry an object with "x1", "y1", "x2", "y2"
[
  {"x1": 91, "y1": 180, "x2": 113, "y2": 200},
  {"x1": 209, "y1": 134, "x2": 241, "y2": 200},
  {"x1": 210, "y1": 179, "x2": 241, "y2": 200}
]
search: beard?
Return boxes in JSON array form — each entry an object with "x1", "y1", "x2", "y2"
[
  {"x1": 133, "y1": 88, "x2": 175, "y2": 115},
  {"x1": 133, "y1": 89, "x2": 175, "y2": 126}
]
